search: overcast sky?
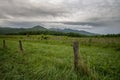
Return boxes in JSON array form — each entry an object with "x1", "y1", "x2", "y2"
[{"x1": 0, "y1": 0, "x2": 120, "y2": 34}]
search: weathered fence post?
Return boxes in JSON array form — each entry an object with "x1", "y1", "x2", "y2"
[
  {"x1": 3, "y1": 40, "x2": 7, "y2": 48},
  {"x1": 19, "y1": 40, "x2": 23, "y2": 52},
  {"x1": 73, "y1": 41, "x2": 79, "y2": 70}
]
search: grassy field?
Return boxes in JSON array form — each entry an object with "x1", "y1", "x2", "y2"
[{"x1": 0, "y1": 35, "x2": 120, "y2": 80}]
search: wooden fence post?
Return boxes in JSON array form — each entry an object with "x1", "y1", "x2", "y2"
[
  {"x1": 73, "y1": 41, "x2": 79, "y2": 70},
  {"x1": 3, "y1": 40, "x2": 7, "y2": 48},
  {"x1": 19, "y1": 40, "x2": 23, "y2": 52}
]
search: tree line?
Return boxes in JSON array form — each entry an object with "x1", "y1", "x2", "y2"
[
  {"x1": 7, "y1": 30, "x2": 87, "y2": 37},
  {"x1": 6, "y1": 30, "x2": 120, "y2": 37}
]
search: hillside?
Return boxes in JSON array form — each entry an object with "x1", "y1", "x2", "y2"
[
  {"x1": 0, "y1": 25, "x2": 95, "y2": 35},
  {"x1": 50, "y1": 28, "x2": 95, "y2": 36}
]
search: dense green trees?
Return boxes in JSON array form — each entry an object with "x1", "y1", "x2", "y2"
[
  {"x1": 7, "y1": 30, "x2": 87, "y2": 37},
  {"x1": 6, "y1": 30, "x2": 120, "y2": 37}
]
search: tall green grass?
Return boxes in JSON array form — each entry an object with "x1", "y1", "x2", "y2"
[{"x1": 0, "y1": 35, "x2": 120, "y2": 80}]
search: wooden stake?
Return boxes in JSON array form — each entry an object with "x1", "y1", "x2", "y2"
[
  {"x1": 19, "y1": 40, "x2": 23, "y2": 52},
  {"x1": 3, "y1": 40, "x2": 7, "y2": 48},
  {"x1": 73, "y1": 41, "x2": 79, "y2": 70}
]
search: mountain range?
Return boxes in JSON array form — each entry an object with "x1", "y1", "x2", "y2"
[{"x1": 0, "y1": 25, "x2": 95, "y2": 35}]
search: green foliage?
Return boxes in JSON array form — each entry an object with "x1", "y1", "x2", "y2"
[
  {"x1": 7, "y1": 30, "x2": 88, "y2": 37},
  {"x1": 41, "y1": 34, "x2": 49, "y2": 40},
  {"x1": 66, "y1": 32, "x2": 86, "y2": 37},
  {"x1": 94, "y1": 34, "x2": 120, "y2": 37}
]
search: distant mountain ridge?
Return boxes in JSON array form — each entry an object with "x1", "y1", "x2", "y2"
[
  {"x1": 30, "y1": 25, "x2": 47, "y2": 30},
  {"x1": 0, "y1": 25, "x2": 95, "y2": 35},
  {"x1": 49, "y1": 28, "x2": 95, "y2": 35}
]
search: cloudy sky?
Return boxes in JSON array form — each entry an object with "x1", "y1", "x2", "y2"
[{"x1": 0, "y1": 0, "x2": 120, "y2": 34}]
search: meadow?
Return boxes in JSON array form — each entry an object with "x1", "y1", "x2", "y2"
[{"x1": 0, "y1": 35, "x2": 120, "y2": 80}]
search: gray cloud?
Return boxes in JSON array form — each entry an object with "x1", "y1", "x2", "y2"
[
  {"x1": 62, "y1": 22, "x2": 105, "y2": 26},
  {"x1": 0, "y1": 0, "x2": 120, "y2": 34},
  {"x1": 0, "y1": 0, "x2": 71, "y2": 19}
]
